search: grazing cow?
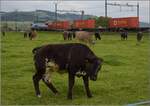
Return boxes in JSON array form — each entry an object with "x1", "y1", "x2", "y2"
[
  {"x1": 63, "y1": 31, "x2": 72, "y2": 40},
  {"x1": 29, "y1": 29, "x2": 37, "y2": 40},
  {"x1": 75, "y1": 31, "x2": 94, "y2": 44},
  {"x1": 68, "y1": 31, "x2": 72, "y2": 40},
  {"x1": 137, "y1": 31, "x2": 143, "y2": 42},
  {"x1": 120, "y1": 30, "x2": 128, "y2": 40},
  {"x1": 94, "y1": 31, "x2": 101, "y2": 40},
  {"x1": 24, "y1": 32, "x2": 28, "y2": 38},
  {"x1": 63, "y1": 31, "x2": 68, "y2": 40},
  {"x1": 32, "y1": 43, "x2": 103, "y2": 99}
]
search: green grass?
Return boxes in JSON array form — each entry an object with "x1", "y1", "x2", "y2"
[{"x1": 1, "y1": 31, "x2": 150, "y2": 105}]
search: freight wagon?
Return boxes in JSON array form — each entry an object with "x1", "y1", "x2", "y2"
[
  {"x1": 47, "y1": 21, "x2": 70, "y2": 30},
  {"x1": 73, "y1": 19, "x2": 95, "y2": 29},
  {"x1": 109, "y1": 17, "x2": 139, "y2": 28}
]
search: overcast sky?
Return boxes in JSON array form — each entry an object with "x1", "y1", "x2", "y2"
[{"x1": 1, "y1": 0, "x2": 150, "y2": 23}]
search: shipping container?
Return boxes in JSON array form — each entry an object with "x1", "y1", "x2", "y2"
[
  {"x1": 73, "y1": 19, "x2": 95, "y2": 29},
  {"x1": 48, "y1": 21, "x2": 70, "y2": 30},
  {"x1": 109, "y1": 17, "x2": 139, "y2": 28}
]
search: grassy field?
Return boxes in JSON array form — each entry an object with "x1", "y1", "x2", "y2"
[{"x1": 1, "y1": 31, "x2": 150, "y2": 105}]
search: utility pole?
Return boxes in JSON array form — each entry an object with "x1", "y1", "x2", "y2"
[
  {"x1": 55, "y1": 3, "x2": 58, "y2": 21},
  {"x1": 36, "y1": 10, "x2": 38, "y2": 23},
  {"x1": 81, "y1": 10, "x2": 84, "y2": 20},
  {"x1": 53, "y1": 0, "x2": 61, "y2": 21},
  {"x1": 137, "y1": 2, "x2": 139, "y2": 18},
  {"x1": 15, "y1": 9, "x2": 18, "y2": 31},
  {"x1": 5, "y1": 13, "x2": 8, "y2": 31},
  {"x1": 105, "y1": 0, "x2": 107, "y2": 17}
]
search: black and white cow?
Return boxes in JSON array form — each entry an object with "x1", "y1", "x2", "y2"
[
  {"x1": 32, "y1": 43, "x2": 103, "y2": 99},
  {"x1": 120, "y1": 30, "x2": 128, "y2": 40}
]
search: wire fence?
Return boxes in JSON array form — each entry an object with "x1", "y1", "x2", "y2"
[{"x1": 0, "y1": 21, "x2": 32, "y2": 31}]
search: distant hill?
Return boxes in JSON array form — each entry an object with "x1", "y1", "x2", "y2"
[{"x1": 1, "y1": 10, "x2": 96, "y2": 22}]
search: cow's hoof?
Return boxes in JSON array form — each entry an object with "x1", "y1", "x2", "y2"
[{"x1": 37, "y1": 94, "x2": 41, "y2": 98}]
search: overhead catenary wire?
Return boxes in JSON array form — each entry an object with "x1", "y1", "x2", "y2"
[{"x1": 106, "y1": 1, "x2": 139, "y2": 17}]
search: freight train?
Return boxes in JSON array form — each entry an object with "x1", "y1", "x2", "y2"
[{"x1": 31, "y1": 17, "x2": 149, "y2": 31}]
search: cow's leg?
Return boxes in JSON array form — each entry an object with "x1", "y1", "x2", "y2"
[
  {"x1": 42, "y1": 76, "x2": 58, "y2": 94},
  {"x1": 33, "y1": 73, "x2": 42, "y2": 97},
  {"x1": 98, "y1": 36, "x2": 101, "y2": 40},
  {"x1": 95, "y1": 36, "x2": 97, "y2": 40},
  {"x1": 83, "y1": 75, "x2": 92, "y2": 98},
  {"x1": 121, "y1": 36, "x2": 123, "y2": 40},
  {"x1": 99, "y1": 36, "x2": 101, "y2": 40},
  {"x1": 67, "y1": 35, "x2": 70, "y2": 40},
  {"x1": 126, "y1": 36, "x2": 128, "y2": 40},
  {"x1": 67, "y1": 73, "x2": 75, "y2": 99}
]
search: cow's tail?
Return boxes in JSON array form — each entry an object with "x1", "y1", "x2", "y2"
[{"x1": 32, "y1": 46, "x2": 41, "y2": 54}]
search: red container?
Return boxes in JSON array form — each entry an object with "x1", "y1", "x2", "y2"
[
  {"x1": 109, "y1": 17, "x2": 139, "y2": 28},
  {"x1": 73, "y1": 19, "x2": 95, "y2": 29},
  {"x1": 48, "y1": 21, "x2": 70, "y2": 30}
]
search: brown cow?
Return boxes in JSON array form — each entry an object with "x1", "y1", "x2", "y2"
[
  {"x1": 63, "y1": 31, "x2": 68, "y2": 40},
  {"x1": 63, "y1": 31, "x2": 72, "y2": 40},
  {"x1": 29, "y1": 29, "x2": 37, "y2": 40},
  {"x1": 75, "y1": 31, "x2": 94, "y2": 44},
  {"x1": 24, "y1": 31, "x2": 28, "y2": 38}
]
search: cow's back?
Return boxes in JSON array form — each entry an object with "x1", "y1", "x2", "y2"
[
  {"x1": 68, "y1": 44, "x2": 93, "y2": 65},
  {"x1": 34, "y1": 43, "x2": 96, "y2": 71},
  {"x1": 75, "y1": 31, "x2": 93, "y2": 42}
]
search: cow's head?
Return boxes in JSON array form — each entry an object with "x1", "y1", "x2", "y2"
[{"x1": 86, "y1": 57, "x2": 103, "y2": 81}]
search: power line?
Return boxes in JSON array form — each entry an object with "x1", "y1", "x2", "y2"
[
  {"x1": 57, "y1": 9, "x2": 84, "y2": 20},
  {"x1": 53, "y1": 2, "x2": 85, "y2": 20},
  {"x1": 105, "y1": 1, "x2": 139, "y2": 18}
]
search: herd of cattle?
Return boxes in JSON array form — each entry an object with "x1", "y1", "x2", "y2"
[
  {"x1": 23, "y1": 29, "x2": 37, "y2": 40},
  {"x1": 63, "y1": 31, "x2": 101, "y2": 44},
  {"x1": 63, "y1": 30, "x2": 143, "y2": 43},
  {"x1": 21, "y1": 29, "x2": 144, "y2": 44},
  {"x1": 1, "y1": 29, "x2": 143, "y2": 43}
]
